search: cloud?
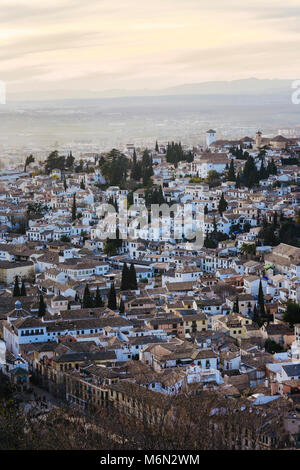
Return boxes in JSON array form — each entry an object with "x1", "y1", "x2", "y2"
[
  {"x1": 0, "y1": 0, "x2": 106, "y2": 25},
  {"x1": 1, "y1": 0, "x2": 300, "y2": 97},
  {"x1": 0, "y1": 31, "x2": 103, "y2": 63},
  {"x1": 133, "y1": 24, "x2": 185, "y2": 30}
]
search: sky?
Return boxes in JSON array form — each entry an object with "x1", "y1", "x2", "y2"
[{"x1": 1, "y1": 0, "x2": 300, "y2": 99}]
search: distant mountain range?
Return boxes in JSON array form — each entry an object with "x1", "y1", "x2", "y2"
[
  {"x1": 8, "y1": 78, "x2": 294, "y2": 102},
  {"x1": 161, "y1": 78, "x2": 292, "y2": 96}
]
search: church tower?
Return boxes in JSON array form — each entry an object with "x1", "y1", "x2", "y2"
[
  {"x1": 255, "y1": 130, "x2": 262, "y2": 149},
  {"x1": 206, "y1": 129, "x2": 216, "y2": 148}
]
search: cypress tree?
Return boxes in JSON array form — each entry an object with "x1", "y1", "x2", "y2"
[
  {"x1": 259, "y1": 157, "x2": 268, "y2": 180},
  {"x1": 121, "y1": 262, "x2": 130, "y2": 290},
  {"x1": 158, "y1": 185, "x2": 165, "y2": 204},
  {"x1": 83, "y1": 284, "x2": 93, "y2": 308},
  {"x1": 267, "y1": 158, "x2": 277, "y2": 176},
  {"x1": 20, "y1": 280, "x2": 27, "y2": 296},
  {"x1": 218, "y1": 193, "x2": 228, "y2": 216},
  {"x1": 258, "y1": 280, "x2": 265, "y2": 317},
  {"x1": 155, "y1": 140, "x2": 159, "y2": 152},
  {"x1": 94, "y1": 287, "x2": 104, "y2": 308},
  {"x1": 66, "y1": 151, "x2": 75, "y2": 168},
  {"x1": 227, "y1": 159, "x2": 236, "y2": 181},
  {"x1": 271, "y1": 158, "x2": 277, "y2": 175},
  {"x1": 257, "y1": 209, "x2": 261, "y2": 225},
  {"x1": 13, "y1": 275, "x2": 20, "y2": 297},
  {"x1": 63, "y1": 176, "x2": 67, "y2": 191},
  {"x1": 131, "y1": 148, "x2": 141, "y2": 181},
  {"x1": 119, "y1": 298, "x2": 125, "y2": 314},
  {"x1": 129, "y1": 263, "x2": 138, "y2": 290},
  {"x1": 253, "y1": 304, "x2": 261, "y2": 326},
  {"x1": 233, "y1": 296, "x2": 239, "y2": 313},
  {"x1": 242, "y1": 155, "x2": 259, "y2": 188},
  {"x1": 72, "y1": 193, "x2": 77, "y2": 221},
  {"x1": 80, "y1": 179, "x2": 85, "y2": 190},
  {"x1": 107, "y1": 283, "x2": 117, "y2": 310},
  {"x1": 38, "y1": 293, "x2": 46, "y2": 317}
]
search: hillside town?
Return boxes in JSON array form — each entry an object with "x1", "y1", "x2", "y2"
[{"x1": 1, "y1": 128, "x2": 300, "y2": 449}]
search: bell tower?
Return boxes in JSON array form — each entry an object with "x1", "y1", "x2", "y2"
[
  {"x1": 255, "y1": 130, "x2": 262, "y2": 149},
  {"x1": 206, "y1": 129, "x2": 216, "y2": 148}
]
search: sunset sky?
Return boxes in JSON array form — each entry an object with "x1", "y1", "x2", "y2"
[{"x1": 1, "y1": 0, "x2": 300, "y2": 98}]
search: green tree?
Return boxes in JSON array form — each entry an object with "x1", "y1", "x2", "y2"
[
  {"x1": 267, "y1": 158, "x2": 277, "y2": 176},
  {"x1": 66, "y1": 151, "x2": 75, "y2": 169},
  {"x1": 278, "y1": 220, "x2": 300, "y2": 246},
  {"x1": 71, "y1": 194, "x2": 77, "y2": 221},
  {"x1": 283, "y1": 301, "x2": 300, "y2": 327},
  {"x1": 20, "y1": 280, "x2": 27, "y2": 297},
  {"x1": 258, "y1": 280, "x2": 265, "y2": 317},
  {"x1": 129, "y1": 263, "x2": 138, "y2": 290},
  {"x1": 80, "y1": 179, "x2": 85, "y2": 190},
  {"x1": 101, "y1": 150, "x2": 129, "y2": 186},
  {"x1": 206, "y1": 170, "x2": 220, "y2": 185},
  {"x1": 45, "y1": 150, "x2": 66, "y2": 174},
  {"x1": 131, "y1": 149, "x2": 142, "y2": 181},
  {"x1": 38, "y1": 293, "x2": 46, "y2": 317},
  {"x1": 186, "y1": 150, "x2": 194, "y2": 163},
  {"x1": 104, "y1": 240, "x2": 117, "y2": 256},
  {"x1": 242, "y1": 155, "x2": 259, "y2": 188},
  {"x1": 218, "y1": 193, "x2": 228, "y2": 216},
  {"x1": 166, "y1": 141, "x2": 184, "y2": 166},
  {"x1": 13, "y1": 276, "x2": 20, "y2": 297},
  {"x1": 119, "y1": 298, "x2": 125, "y2": 314},
  {"x1": 104, "y1": 228, "x2": 122, "y2": 256},
  {"x1": 107, "y1": 283, "x2": 117, "y2": 310},
  {"x1": 75, "y1": 159, "x2": 84, "y2": 173},
  {"x1": 94, "y1": 287, "x2": 104, "y2": 308},
  {"x1": 240, "y1": 243, "x2": 256, "y2": 256},
  {"x1": 141, "y1": 149, "x2": 154, "y2": 185},
  {"x1": 83, "y1": 284, "x2": 93, "y2": 309},
  {"x1": 227, "y1": 159, "x2": 236, "y2": 181},
  {"x1": 259, "y1": 157, "x2": 268, "y2": 180},
  {"x1": 264, "y1": 339, "x2": 285, "y2": 354},
  {"x1": 259, "y1": 217, "x2": 279, "y2": 246},
  {"x1": 253, "y1": 304, "x2": 261, "y2": 326},
  {"x1": 121, "y1": 262, "x2": 130, "y2": 291},
  {"x1": 24, "y1": 154, "x2": 35, "y2": 173}
]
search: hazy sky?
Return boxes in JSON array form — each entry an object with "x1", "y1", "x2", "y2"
[{"x1": 1, "y1": 0, "x2": 300, "y2": 98}]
